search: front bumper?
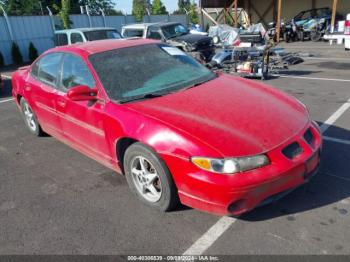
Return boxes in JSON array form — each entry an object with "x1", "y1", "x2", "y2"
[{"x1": 161, "y1": 122, "x2": 322, "y2": 216}]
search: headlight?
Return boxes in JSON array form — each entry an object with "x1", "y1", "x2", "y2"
[{"x1": 191, "y1": 155, "x2": 269, "y2": 174}]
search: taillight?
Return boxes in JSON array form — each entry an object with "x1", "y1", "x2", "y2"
[{"x1": 345, "y1": 20, "x2": 350, "y2": 35}]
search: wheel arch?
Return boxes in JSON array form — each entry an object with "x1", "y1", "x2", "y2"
[{"x1": 115, "y1": 137, "x2": 139, "y2": 173}]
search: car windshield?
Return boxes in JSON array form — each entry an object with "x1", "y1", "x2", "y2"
[
  {"x1": 84, "y1": 30, "x2": 122, "y2": 41},
  {"x1": 161, "y1": 24, "x2": 188, "y2": 39},
  {"x1": 89, "y1": 44, "x2": 216, "y2": 103},
  {"x1": 295, "y1": 11, "x2": 312, "y2": 20}
]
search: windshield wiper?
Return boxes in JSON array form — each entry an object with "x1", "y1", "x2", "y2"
[
  {"x1": 183, "y1": 77, "x2": 215, "y2": 91},
  {"x1": 119, "y1": 93, "x2": 164, "y2": 104}
]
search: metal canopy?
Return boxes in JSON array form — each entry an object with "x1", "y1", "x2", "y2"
[
  {"x1": 200, "y1": 0, "x2": 235, "y2": 8},
  {"x1": 199, "y1": 0, "x2": 339, "y2": 42}
]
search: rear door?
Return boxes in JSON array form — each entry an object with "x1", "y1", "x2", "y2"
[
  {"x1": 27, "y1": 52, "x2": 63, "y2": 135},
  {"x1": 55, "y1": 53, "x2": 112, "y2": 163}
]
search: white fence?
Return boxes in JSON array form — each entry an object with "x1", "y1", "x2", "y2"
[{"x1": 0, "y1": 14, "x2": 188, "y2": 65}]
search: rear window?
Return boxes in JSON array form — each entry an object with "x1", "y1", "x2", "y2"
[
  {"x1": 55, "y1": 33, "x2": 68, "y2": 46},
  {"x1": 123, "y1": 29, "x2": 144, "y2": 37},
  {"x1": 84, "y1": 30, "x2": 122, "y2": 41}
]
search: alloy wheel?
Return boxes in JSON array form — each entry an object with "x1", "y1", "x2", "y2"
[{"x1": 130, "y1": 156, "x2": 162, "y2": 203}]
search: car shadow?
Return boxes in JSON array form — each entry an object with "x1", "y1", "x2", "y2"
[
  {"x1": 240, "y1": 123, "x2": 350, "y2": 221},
  {"x1": 276, "y1": 70, "x2": 322, "y2": 76}
]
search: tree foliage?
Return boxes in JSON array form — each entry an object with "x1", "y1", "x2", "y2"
[
  {"x1": 0, "y1": 52, "x2": 4, "y2": 68},
  {"x1": 28, "y1": 42, "x2": 39, "y2": 62},
  {"x1": 151, "y1": 0, "x2": 167, "y2": 15},
  {"x1": 188, "y1": 1, "x2": 199, "y2": 24},
  {"x1": 72, "y1": 0, "x2": 115, "y2": 15},
  {"x1": 1, "y1": 0, "x2": 116, "y2": 15},
  {"x1": 132, "y1": 0, "x2": 147, "y2": 21},
  {"x1": 174, "y1": 0, "x2": 190, "y2": 14},
  {"x1": 174, "y1": 0, "x2": 198, "y2": 24},
  {"x1": 54, "y1": 0, "x2": 71, "y2": 29},
  {"x1": 3, "y1": 0, "x2": 41, "y2": 15},
  {"x1": 11, "y1": 42, "x2": 23, "y2": 65}
]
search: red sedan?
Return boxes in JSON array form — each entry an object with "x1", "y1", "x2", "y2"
[{"x1": 12, "y1": 39, "x2": 322, "y2": 216}]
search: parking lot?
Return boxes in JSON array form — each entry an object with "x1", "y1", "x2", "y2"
[{"x1": 0, "y1": 41, "x2": 350, "y2": 256}]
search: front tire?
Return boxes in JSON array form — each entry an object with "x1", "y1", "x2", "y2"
[
  {"x1": 124, "y1": 143, "x2": 179, "y2": 211},
  {"x1": 310, "y1": 30, "x2": 322, "y2": 42},
  {"x1": 20, "y1": 98, "x2": 45, "y2": 136}
]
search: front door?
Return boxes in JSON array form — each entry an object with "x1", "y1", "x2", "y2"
[{"x1": 55, "y1": 53, "x2": 112, "y2": 164}]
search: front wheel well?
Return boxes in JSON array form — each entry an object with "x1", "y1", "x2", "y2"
[
  {"x1": 116, "y1": 137, "x2": 138, "y2": 173},
  {"x1": 17, "y1": 94, "x2": 22, "y2": 104}
]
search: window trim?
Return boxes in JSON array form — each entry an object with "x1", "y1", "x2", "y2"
[
  {"x1": 55, "y1": 33, "x2": 69, "y2": 46},
  {"x1": 70, "y1": 32, "x2": 84, "y2": 44},
  {"x1": 30, "y1": 52, "x2": 64, "y2": 89},
  {"x1": 58, "y1": 52, "x2": 96, "y2": 93}
]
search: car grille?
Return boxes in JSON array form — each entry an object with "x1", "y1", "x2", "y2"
[
  {"x1": 304, "y1": 128, "x2": 315, "y2": 146},
  {"x1": 282, "y1": 142, "x2": 303, "y2": 159}
]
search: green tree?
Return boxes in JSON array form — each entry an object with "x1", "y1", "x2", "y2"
[
  {"x1": 173, "y1": 0, "x2": 198, "y2": 24},
  {"x1": 54, "y1": 0, "x2": 71, "y2": 29},
  {"x1": 109, "y1": 9, "x2": 124, "y2": 15},
  {"x1": 28, "y1": 42, "x2": 39, "y2": 62},
  {"x1": 11, "y1": 42, "x2": 23, "y2": 65},
  {"x1": 0, "y1": 52, "x2": 4, "y2": 68},
  {"x1": 188, "y1": 1, "x2": 199, "y2": 24},
  {"x1": 132, "y1": 0, "x2": 147, "y2": 21},
  {"x1": 151, "y1": 0, "x2": 167, "y2": 15},
  {"x1": 4, "y1": 0, "x2": 42, "y2": 15},
  {"x1": 174, "y1": 0, "x2": 190, "y2": 14},
  {"x1": 71, "y1": 0, "x2": 115, "y2": 15}
]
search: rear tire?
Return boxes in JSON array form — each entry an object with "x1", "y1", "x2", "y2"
[
  {"x1": 124, "y1": 142, "x2": 179, "y2": 211},
  {"x1": 20, "y1": 98, "x2": 45, "y2": 136}
]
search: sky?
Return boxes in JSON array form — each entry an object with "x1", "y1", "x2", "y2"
[{"x1": 114, "y1": 1, "x2": 196, "y2": 15}]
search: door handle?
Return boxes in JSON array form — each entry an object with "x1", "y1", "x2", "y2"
[
  {"x1": 24, "y1": 84, "x2": 31, "y2": 91},
  {"x1": 57, "y1": 99, "x2": 66, "y2": 107}
]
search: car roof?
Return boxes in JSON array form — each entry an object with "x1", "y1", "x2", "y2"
[
  {"x1": 55, "y1": 27, "x2": 117, "y2": 33},
  {"x1": 122, "y1": 21, "x2": 182, "y2": 29},
  {"x1": 50, "y1": 38, "x2": 160, "y2": 55},
  {"x1": 157, "y1": 22, "x2": 183, "y2": 27},
  {"x1": 122, "y1": 23, "x2": 158, "y2": 29}
]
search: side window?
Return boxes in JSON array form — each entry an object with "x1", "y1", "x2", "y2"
[
  {"x1": 37, "y1": 53, "x2": 63, "y2": 86},
  {"x1": 147, "y1": 27, "x2": 162, "y2": 40},
  {"x1": 61, "y1": 54, "x2": 95, "y2": 90},
  {"x1": 123, "y1": 29, "x2": 144, "y2": 37},
  {"x1": 55, "y1": 34, "x2": 68, "y2": 46},
  {"x1": 31, "y1": 61, "x2": 39, "y2": 78},
  {"x1": 71, "y1": 33, "x2": 84, "y2": 44}
]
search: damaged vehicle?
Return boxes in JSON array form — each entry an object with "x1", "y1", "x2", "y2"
[
  {"x1": 121, "y1": 22, "x2": 215, "y2": 62},
  {"x1": 209, "y1": 23, "x2": 267, "y2": 47},
  {"x1": 12, "y1": 39, "x2": 322, "y2": 216}
]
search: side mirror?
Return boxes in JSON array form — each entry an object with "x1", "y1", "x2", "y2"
[{"x1": 67, "y1": 85, "x2": 98, "y2": 101}]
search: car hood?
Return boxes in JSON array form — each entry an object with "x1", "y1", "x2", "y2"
[
  {"x1": 125, "y1": 74, "x2": 309, "y2": 157},
  {"x1": 169, "y1": 33, "x2": 212, "y2": 45}
]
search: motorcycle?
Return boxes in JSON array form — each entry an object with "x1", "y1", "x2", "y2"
[
  {"x1": 301, "y1": 18, "x2": 330, "y2": 42},
  {"x1": 283, "y1": 19, "x2": 300, "y2": 42}
]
